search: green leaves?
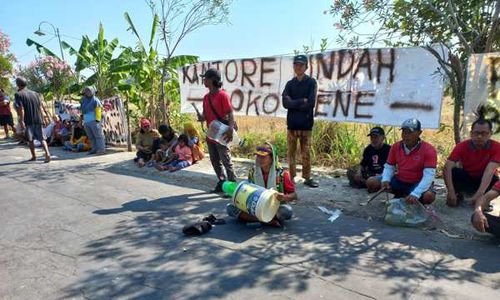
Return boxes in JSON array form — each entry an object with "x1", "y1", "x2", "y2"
[{"x1": 26, "y1": 38, "x2": 59, "y2": 58}]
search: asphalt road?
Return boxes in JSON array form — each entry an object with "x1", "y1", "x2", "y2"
[{"x1": 1, "y1": 142, "x2": 499, "y2": 299}]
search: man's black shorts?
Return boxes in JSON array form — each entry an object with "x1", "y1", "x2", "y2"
[{"x1": 0, "y1": 114, "x2": 13, "y2": 126}]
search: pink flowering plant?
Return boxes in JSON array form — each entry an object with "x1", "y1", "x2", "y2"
[
  {"x1": 23, "y1": 56, "x2": 76, "y2": 100},
  {"x1": 0, "y1": 30, "x2": 11, "y2": 55},
  {"x1": 0, "y1": 29, "x2": 15, "y2": 90}
]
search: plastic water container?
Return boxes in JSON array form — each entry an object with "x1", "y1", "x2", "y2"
[
  {"x1": 206, "y1": 120, "x2": 240, "y2": 146},
  {"x1": 222, "y1": 181, "x2": 238, "y2": 196},
  {"x1": 231, "y1": 181, "x2": 280, "y2": 223}
]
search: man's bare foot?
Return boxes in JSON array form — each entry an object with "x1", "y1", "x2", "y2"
[
  {"x1": 28, "y1": 157, "x2": 36, "y2": 161},
  {"x1": 44, "y1": 156, "x2": 51, "y2": 163},
  {"x1": 155, "y1": 164, "x2": 166, "y2": 171}
]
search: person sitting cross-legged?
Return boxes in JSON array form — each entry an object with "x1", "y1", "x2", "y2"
[
  {"x1": 444, "y1": 118, "x2": 499, "y2": 207},
  {"x1": 226, "y1": 143, "x2": 297, "y2": 227},
  {"x1": 381, "y1": 118, "x2": 437, "y2": 205},
  {"x1": 150, "y1": 124, "x2": 178, "y2": 163},
  {"x1": 62, "y1": 120, "x2": 91, "y2": 152},
  {"x1": 347, "y1": 126, "x2": 391, "y2": 192},
  {"x1": 134, "y1": 118, "x2": 159, "y2": 167}
]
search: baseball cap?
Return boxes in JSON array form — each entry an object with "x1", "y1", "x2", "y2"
[
  {"x1": 293, "y1": 55, "x2": 308, "y2": 66},
  {"x1": 200, "y1": 68, "x2": 221, "y2": 81},
  {"x1": 367, "y1": 126, "x2": 385, "y2": 136},
  {"x1": 401, "y1": 118, "x2": 421, "y2": 132},
  {"x1": 255, "y1": 145, "x2": 273, "y2": 157}
]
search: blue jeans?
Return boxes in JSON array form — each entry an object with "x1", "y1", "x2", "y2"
[{"x1": 166, "y1": 160, "x2": 191, "y2": 170}]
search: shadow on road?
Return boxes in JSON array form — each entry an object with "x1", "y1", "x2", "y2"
[{"x1": 60, "y1": 191, "x2": 500, "y2": 299}]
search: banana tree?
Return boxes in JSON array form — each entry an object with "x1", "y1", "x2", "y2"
[
  {"x1": 61, "y1": 23, "x2": 119, "y2": 99},
  {"x1": 112, "y1": 12, "x2": 197, "y2": 126}
]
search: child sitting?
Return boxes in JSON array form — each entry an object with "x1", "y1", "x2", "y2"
[
  {"x1": 156, "y1": 134, "x2": 193, "y2": 172},
  {"x1": 146, "y1": 138, "x2": 172, "y2": 167}
]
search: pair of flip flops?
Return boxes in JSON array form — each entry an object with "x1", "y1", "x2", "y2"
[{"x1": 182, "y1": 214, "x2": 226, "y2": 236}]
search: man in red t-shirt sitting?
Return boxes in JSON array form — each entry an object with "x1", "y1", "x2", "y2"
[
  {"x1": 381, "y1": 118, "x2": 437, "y2": 205},
  {"x1": 444, "y1": 118, "x2": 499, "y2": 207},
  {"x1": 226, "y1": 143, "x2": 297, "y2": 227},
  {"x1": 471, "y1": 181, "x2": 500, "y2": 237},
  {"x1": 197, "y1": 68, "x2": 237, "y2": 193}
]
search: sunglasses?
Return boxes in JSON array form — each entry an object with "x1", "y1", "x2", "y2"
[{"x1": 256, "y1": 146, "x2": 272, "y2": 153}]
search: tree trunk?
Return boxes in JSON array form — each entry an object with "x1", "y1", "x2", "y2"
[
  {"x1": 126, "y1": 96, "x2": 132, "y2": 152},
  {"x1": 148, "y1": 92, "x2": 156, "y2": 128},
  {"x1": 160, "y1": 58, "x2": 170, "y2": 126},
  {"x1": 453, "y1": 91, "x2": 463, "y2": 144},
  {"x1": 449, "y1": 54, "x2": 466, "y2": 145}
]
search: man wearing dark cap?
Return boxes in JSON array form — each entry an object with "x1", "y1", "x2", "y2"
[
  {"x1": 382, "y1": 118, "x2": 437, "y2": 205},
  {"x1": 198, "y1": 67, "x2": 237, "y2": 192},
  {"x1": 14, "y1": 77, "x2": 51, "y2": 163},
  {"x1": 348, "y1": 126, "x2": 391, "y2": 192},
  {"x1": 282, "y1": 55, "x2": 319, "y2": 188}
]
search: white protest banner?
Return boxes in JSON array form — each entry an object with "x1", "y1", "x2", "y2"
[
  {"x1": 178, "y1": 45, "x2": 447, "y2": 128},
  {"x1": 464, "y1": 52, "x2": 500, "y2": 135}
]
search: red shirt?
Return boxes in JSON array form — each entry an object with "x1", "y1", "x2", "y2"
[
  {"x1": 448, "y1": 139, "x2": 500, "y2": 178},
  {"x1": 0, "y1": 96, "x2": 12, "y2": 116},
  {"x1": 493, "y1": 181, "x2": 500, "y2": 193},
  {"x1": 262, "y1": 170, "x2": 295, "y2": 194},
  {"x1": 203, "y1": 89, "x2": 233, "y2": 144},
  {"x1": 202, "y1": 89, "x2": 232, "y2": 126},
  {"x1": 387, "y1": 141, "x2": 437, "y2": 184}
]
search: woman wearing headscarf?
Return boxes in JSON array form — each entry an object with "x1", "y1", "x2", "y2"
[
  {"x1": 81, "y1": 86, "x2": 106, "y2": 155},
  {"x1": 134, "y1": 118, "x2": 159, "y2": 167},
  {"x1": 183, "y1": 122, "x2": 204, "y2": 163}
]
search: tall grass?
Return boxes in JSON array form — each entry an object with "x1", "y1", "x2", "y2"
[{"x1": 169, "y1": 97, "x2": 456, "y2": 172}]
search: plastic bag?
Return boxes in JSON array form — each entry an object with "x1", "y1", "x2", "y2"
[{"x1": 384, "y1": 198, "x2": 429, "y2": 227}]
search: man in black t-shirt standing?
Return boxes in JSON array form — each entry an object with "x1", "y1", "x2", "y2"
[
  {"x1": 282, "y1": 55, "x2": 319, "y2": 188},
  {"x1": 14, "y1": 77, "x2": 51, "y2": 163},
  {"x1": 348, "y1": 127, "x2": 390, "y2": 192}
]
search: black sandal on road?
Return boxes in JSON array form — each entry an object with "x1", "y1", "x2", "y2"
[
  {"x1": 203, "y1": 214, "x2": 226, "y2": 225},
  {"x1": 182, "y1": 221, "x2": 212, "y2": 236},
  {"x1": 304, "y1": 179, "x2": 319, "y2": 188},
  {"x1": 210, "y1": 181, "x2": 224, "y2": 193}
]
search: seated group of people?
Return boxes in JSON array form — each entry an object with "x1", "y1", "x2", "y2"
[
  {"x1": 14, "y1": 114, "x2": 92, "y2": 153},
  {"x1": 226, "y1": 117, "x2": 499, "y2": 234},
  {"x1": 134, "y1": 119, "x2": 204, "y2": 172},
  {"x1": 346, "y1": 117, "x2": 499, "y2": 237}
]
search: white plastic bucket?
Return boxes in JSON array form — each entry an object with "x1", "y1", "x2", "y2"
[
  {"x1": 232, "y1": 181, "x2": 279, "y2": 223},
  {"x1": 206, "y1": 120, "x2": 240, "y2": 146}
]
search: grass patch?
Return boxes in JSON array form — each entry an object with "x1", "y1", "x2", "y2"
[{"x1": 170, "y1": 97, "x2": 457, "y2": 173}]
